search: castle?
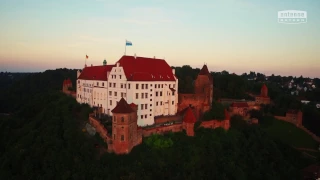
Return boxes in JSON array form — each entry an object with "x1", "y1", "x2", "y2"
[
  {"x1": 76, "y1": 55, "x2": 178, "y2": 126},
  {"x1": 71, "y1": 55, "x2": 230, "y2": 154}
]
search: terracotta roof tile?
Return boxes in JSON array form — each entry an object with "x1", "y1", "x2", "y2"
[
  {"x1": 78, "y1": 65, "x2": 115, "y2": 81},
  {"x1": 111, "y1": 98, "x2": 134, "y2": 113},
  {"x1": 183, "y1": 107, "x2": 197, "y2": 123},
  {"x1": 199, "y1": 65, "x2": 210, "y2": 75},
  {"x1": 117, "y1": 55, "x2": 175, "y2": 81},
  {"x1": 261, "y1": 84, "x2": 268, "y2": 90}
]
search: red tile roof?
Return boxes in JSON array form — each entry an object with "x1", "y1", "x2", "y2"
[
  {"x1": 183, "y1": 107, "x2": 197, "y2": 123},
  {"x1": 230, "y1": 102, "x2": 249, "y2": 108},
  {"x1": 129, "y1": 103, "x2": 137, "y2": 108},
  {"x1": 78, "y1": 65, "x2": 115, "y2": 81},
  {"x1": 117, "y1": 55, "x2": 175, "y2": 81},
  {"x1": 111, "y1": 98, "x2": 134, "y2": 113}
]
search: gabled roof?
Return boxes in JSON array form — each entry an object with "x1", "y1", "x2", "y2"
[
  {"x1": 111, "y1": 98, "x2": 134, "y2": 114},
  {"x1": 230, "y1": 102, "x2": 249, "y2": 108},
  {"x1": 116, "y1": 55, "x2": 175, "y2": 81},
  {"x1": 78, "y1": 65, "x2": 115, "y2": 81},
  {"x1": 183, "y1": 107, "x2": 196, "y2": 123}
]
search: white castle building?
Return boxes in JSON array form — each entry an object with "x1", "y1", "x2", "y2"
[{"x1": 76, "y1": 55, "x2": 178, "y2": 126}]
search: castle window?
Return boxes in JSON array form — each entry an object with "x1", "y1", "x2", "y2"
[
  {"x1": 136, "y1": 93, "x2": 139, "y2": 99},
  {"x1": 160, "y1": 92, "x2": 162, "y2": 96},
  {"x1": 113, "y1": 83, "x2": 116, "y2": 88},
  {"x1": 150, "y1": 104, "x2": 152, "y2": 107},
  {"x1": 150, "y1": 99, "x2": 152, "y2": 101},
  {"x1": 156, "y1": 102, "x2": 158, "y2": 106},
  {"x1": 122, "y1": 126, "x2": 124, "y2": 129},
  {"x1": 145, "y1": 104, "x2": 147, "y2": 109},
  {"x1": 124, "y1": 84, "x2": 126, "y2": 88},
  {"x1": 128, "y1": 83, "x2": 130, "y2": 89},
  {"x1": 142, "y1": 84, "x2": 144, "y2": 89},
  {"x1": 109, "y1": 83, "x2": 112, "y2": 87},
  {"x1": 121, "y1": 117, "x2": 124, "y2": 122},
  {"x1": 172, "y1": 101, "x2": 174, "y2": 105},
  {"x1": 173, "y1": 84, "x2": 175, "y2": 88},
  {"x1": 110, "y1": 100, "x2": 112, "y2": 106},
  {"x1": 145, "y1": 93, "x2": 148, "y2": 98},
  {"x1": 78, "y1": 80, "x2": 80, "y2": 84},
  {"x1": 161, "y1": 102, "x2": 163, "y2": 105},
  {"x1": 141, "y1": 93, "x2": 144, "y2": 99},
  {"x1": 146, "y1": 84, "x2": 148, "y2": 89},
  {"x1": 114, "y1": 92, "x2": 117, "y2": 96},
  {"x1": 102, "y1": 82, "x2": 104, "y2": 86},
  {"x1": 145, "y1": 115, "x2": 147, "y2": 118},
  {"x1": 172, "y1": 92, "x2": 175, "y2": 96},
  {"x1": 150, "y1": 109, "x2": 152, "y2": 112},
  {"x1": 156, "y1": 92, "x2": 158, "y2": 96},
  {"x1": 150, "y1": 84, "x2": 153, "y2": 87},
  {"x1": 121, "y1": 135, "x2": 124, "y2": 141},
  {"x1": 136, "y1": 84, "x2": 139, "y2": 89},
  {"x1": 97, "y1": 82, "x2": 99, "y2": 86},
  {"x1": 161, "y1": 85, "x2": 163, "y2": 88},
  {"x1": 141, "y1": 115, "x2": 143, "y2": 119},
  {"x1": 109, "y1": 91, "x2": 112, "y2": 96},
  {"x1": 120, "y1": 75, "x2": 122, "y2": 79},
  {"x1": 121, "y1": 84, "x2": 123, "y2": 88},
  {"x1": 150, "y1": 114, "x2": 152, "y2": 116},
  {"x1": 141, "y1": 104, "x2": 144, "y2": 110}
]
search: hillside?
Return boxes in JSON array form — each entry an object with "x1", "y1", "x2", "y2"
[{"x1": 0, "y1": 68, "x2": 318, "y2": 179}]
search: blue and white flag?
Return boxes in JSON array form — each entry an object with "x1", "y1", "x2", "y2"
[{"x1": 126, "y1": 40, "x2": 132, "y2": 46}]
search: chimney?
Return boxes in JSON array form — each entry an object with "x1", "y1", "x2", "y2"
[
  {"x1": 134, "y1": 53, "x2": 136, "y2": 59},
  {"x1": 172, "y1": 69, "x2": 175, "y2": 75},
  {"x1": 116, "y1": 62, "x2": 119, "y2": 67}
]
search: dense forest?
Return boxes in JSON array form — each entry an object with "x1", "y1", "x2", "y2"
[{"x1": 0, "y1": 68, "x2": 319, "y2": 179}]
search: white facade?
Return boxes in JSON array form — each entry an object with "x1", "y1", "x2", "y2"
[{"x1": 76, "y1": 63, "x2": 178, "y2": 126}]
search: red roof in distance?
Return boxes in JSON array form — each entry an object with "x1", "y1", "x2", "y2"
[
  {"x1": 111, "y1": 98, "x2": 134, "y2": 114},
  {"x1": 261, "y1": 84, "x2": 268, "y2": 90},
  {"x1": 78, "y1": 65, "x2": 115, "y2": 81},
  {"x1": 117, "y1": 55, "x2": 176, "y2": 81},
  {"x1": 183, "y1": 107, "x2": 197, "y2": 123}
]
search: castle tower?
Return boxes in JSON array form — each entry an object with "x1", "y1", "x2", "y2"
[
  {"x1": 194, "y1": 64, "x2": 214, "y2": 106},
  {"x1": 261, "y1": 84, "x2": 268, "y2": 97},
  {"x1": 183, "y1": 107, "x2": 197, "y2": 136},
  {"x1": 111, "y1": 98, "x2": 139, "y2": 154}
]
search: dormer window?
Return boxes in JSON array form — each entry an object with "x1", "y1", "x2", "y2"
[{"x1": 97, "y1": 82, "x2": 99, "y2": 86}]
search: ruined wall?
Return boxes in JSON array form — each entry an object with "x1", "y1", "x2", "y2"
[
  {"x1": 154, "y1": 115, "x2": 182, "y2": 124},
  {"x1": 142, "y1": 123, "x2": 183, "y2": 137}
]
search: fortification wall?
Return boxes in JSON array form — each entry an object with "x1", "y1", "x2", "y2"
[
  {"x1": 142, "y1": 123, "x2": 183, "y2": 137},
  {"x1": 200, "y1": 119, "x2": 230, "y2": 130},
  {"x1": 154, "y1": 115, "x2": 182, "y2": 124},
  {"x1": 89, "y1": 115, "x2": 109, "y2": 141}
]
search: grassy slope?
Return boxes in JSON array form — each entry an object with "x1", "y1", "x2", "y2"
[{"x1": 263, "y1": 119, "x2": 319, "y2": 150}]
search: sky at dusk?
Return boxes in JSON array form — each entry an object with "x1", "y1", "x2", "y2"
[{"x1": 0, "y1": 0, "x2": 319, "y2": 77}]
